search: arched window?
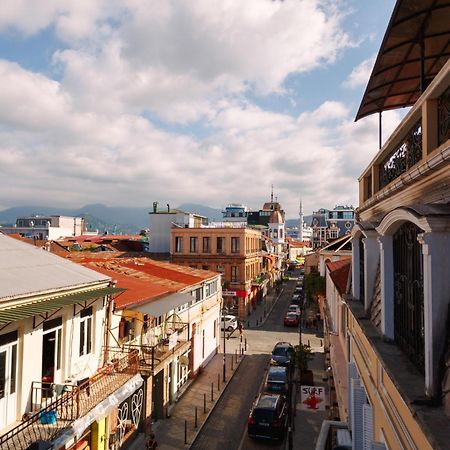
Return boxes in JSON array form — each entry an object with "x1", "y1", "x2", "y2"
[{"x1": 393, "y1": 222, "x2": 424, "y2": 373}]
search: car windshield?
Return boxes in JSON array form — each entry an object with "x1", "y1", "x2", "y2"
[
  {"x1": 286, "y1": 313, "x2": 297, "y2": 318},
  {"x1": 268, "y1": 368, "x2": 287, "y2": 382},
  {"x1": 273, "y1": 347, "x2": 288, "y2": 356}
]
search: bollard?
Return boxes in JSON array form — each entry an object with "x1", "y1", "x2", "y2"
[
  {"x1": 184, "y1": 420, "x2": 188, "y2": 445},
  {"x1": 204, "y1": 393, "x2": 207, "y2": 413},
  {"x1": 320, "y1": 339, "x2": 323, "y2": 347},
  {"x1": 231, "y1": 354, "x2": 234, "y2": 371},
  {"x1": 245, "y1": 338, "x2": 247, "y2": 351},
  {"x1": 211, "y1": 382, "x2": 214, "y2": 402},
  {"x1": 239, "y1": 342, "x2": 242, "y2": 357},
  {"x1": 217, "y1": 373, "x2": 220, "y2": 391},
  {"x1": 247, "y1": 321, "x2": 250, "y2": 328},
  {"x1": 256, "y1": 319, "x2": 258, "y2": 326},
  {"x1": 194, "y1": 406, "x2": 198, "y2": 428},
  {"x1": 308, "y1": 339, "x2": 310, "y2": 347},
  {"x1": 235, "y1": 349, "x2": 238, "y2": 364}
]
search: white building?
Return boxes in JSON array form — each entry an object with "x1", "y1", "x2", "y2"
[
  {"x1": 0, "y1": 215, "x2": 92, "y2": 240},
  {"x1": 0, "y1": 233, "x2": 142, "y2": 450}
]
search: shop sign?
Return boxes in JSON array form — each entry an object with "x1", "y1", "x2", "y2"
[
  {"x1": 300, "y1": 386, "x2": 325, "y2": 411},
  {"x1": 223, "y1": 290, "x2": 237, "y2": 296}
]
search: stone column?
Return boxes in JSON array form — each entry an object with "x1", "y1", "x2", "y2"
[
  {"x1": 378, "y1": 235, "x2": 394, "y2": 340},
  {"x1": 351, "y1": 237, "x2": 360, "y2": 300},
  {"x1": 418, "y1": 231, "x2": 450, "y2": 397},
  {"x1": 363, "y1": 231, "x2": 380, "y2": 313}
]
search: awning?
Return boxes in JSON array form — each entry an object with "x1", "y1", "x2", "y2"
[
  {"x1": 128, "y1": 292, "x2": 193, "y2": 317},
  {"x1": 355, "y1": 0, "x2": 450, "y2": 121},
  {"x1": 0, "y1": 286, "x2": 125, "y2": 325}
]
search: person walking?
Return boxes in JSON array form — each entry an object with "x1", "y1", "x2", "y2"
[{"x1": 146, "y1": 433, "x2": 158, "y2": 450}]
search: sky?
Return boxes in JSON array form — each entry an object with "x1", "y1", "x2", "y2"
[{"x1": 0, "y1": 0, "x2": 403, "y2": 218}]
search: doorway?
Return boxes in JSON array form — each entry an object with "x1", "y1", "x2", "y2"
[
  {"x1": 152, "y1": 370, "x2": 164, "y2": 421},
  {"x1": 42, "y1": 317, "x2": 63, "y2": 387},
  {"x1": 0, "y1": 331, "x2": 18, "y2": 430}
]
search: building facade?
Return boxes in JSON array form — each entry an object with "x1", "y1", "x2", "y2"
[
  {"x1": 170, "y1": 226, "x2": 263, "y2": 320},
  {"x1": 321, "y1": 3, "x2": 450, "y2": 450}
]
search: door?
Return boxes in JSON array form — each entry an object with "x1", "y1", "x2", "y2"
[
  {"x1": 0, "y1": 342, "x2": 18, "y2": 429},
  {"x1": 168, "y1": 362, "x2": 174, "y2": 404},
  {"x1": 152, "y1": 370, "x2": 164, "y2": 421},
  {"x1": 42, "y1": 320, "x2": 63, "y2": 385}
]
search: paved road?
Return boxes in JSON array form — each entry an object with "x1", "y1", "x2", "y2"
[{"x1": 191, "y1": 277, "x2": 300, "y2": 450}]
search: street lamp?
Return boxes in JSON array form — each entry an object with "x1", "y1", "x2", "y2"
[{"x1": 221, "y1": 298, "x2": 226, "y2": 382}]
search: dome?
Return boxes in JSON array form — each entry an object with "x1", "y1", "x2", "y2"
[{"x1": 269, "y1": 210, "x2": 283, "y2": 224}]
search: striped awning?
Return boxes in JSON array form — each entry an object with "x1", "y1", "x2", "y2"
[{"x1": 0, "y1": 286, "x2": 125, "y2": 325}]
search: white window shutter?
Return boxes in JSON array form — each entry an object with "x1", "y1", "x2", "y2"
[
  {"x1": 347, "y1": 361, "x2": 359, "y2": 431},
  {"x1": 362, "y1": 403, "x2": 373, "y2": 450},
  {"x1": 372, "y1": 443, "x2": 387, "y2": 450},
  {"x1": 351, "y1": 379, "x2": 366, "y2": 450}
]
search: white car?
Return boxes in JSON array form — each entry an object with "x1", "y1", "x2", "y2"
[
  {"x1": 221, "y1": 315, "x2": 238, "y2": 331},
  {"x1": 287, "y1": 304, "x2": 301, "y2": 317}
]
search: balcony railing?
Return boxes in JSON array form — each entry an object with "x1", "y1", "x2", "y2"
[
  {"x1": 115, "y1": 322, "x2": 189, "y2": 373},
  {"x1": 0, "y1": 351, "x2": 139, "y2": 450},
  {"x1": 359, "y1": 59, "x2": 450, "y2": 208},
  {"x1": 379, "y1": 119, "x2": 422, "y2": 189}
]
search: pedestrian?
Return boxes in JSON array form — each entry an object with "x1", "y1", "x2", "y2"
[
  {"x1": 146, "y1": 433, "x2": 158, "y2": 450},
  {"x1": 316, "y1": 312, "x2": 321, "y2": 330}
]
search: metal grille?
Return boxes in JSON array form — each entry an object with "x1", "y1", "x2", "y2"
[
  {"x1": 393, "y1": 222, "x2": 424, "y2": 373},
  {"x1": 438, "y1": 86, "x2": 450, "y2": 146},
  {"x1": 379, "y1": 119, "x2": 422, "y2": 188},
  {"x1": 359, "y1": 239, "x2": 365, "y2": 303}
]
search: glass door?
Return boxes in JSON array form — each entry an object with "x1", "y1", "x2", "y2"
[{"x1": 0, "y1": 342, "x2": 18, "y2": 429}]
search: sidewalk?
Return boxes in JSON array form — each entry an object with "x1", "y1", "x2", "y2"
[
  {"x1": 151, "y1": 352, "x2": 244, "y2": 450},
  {"x1": 245, "y1": 286, "x2": 283, "y2": 329}
]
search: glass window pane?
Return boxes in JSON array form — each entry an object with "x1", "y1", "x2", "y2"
[
  {"x1": 80, "y1": 321, "x2": 85, "y2": 356},
  {"x1": 0, "y1": 351, "x2": 6, "y2": 399},
  {"x1": 10, "y1": 344, "x2": 17, "y2": 394},
  {"x1": 56, "y1": 329, "x2": 62, "y2": 370},
  {"x1": 87, "y1": 318, "x2": 92, "y2": 354}
]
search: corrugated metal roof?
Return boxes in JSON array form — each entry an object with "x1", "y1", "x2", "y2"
[
  {"x1": 0, "y1": 233, "x2": 111, "y2": 300},
  {"x1": 0, "y1": 286, "x2": 124, "y2": 325},
  {"x1": 127, "y1": 292, "x2": 194, "y2": 317}
]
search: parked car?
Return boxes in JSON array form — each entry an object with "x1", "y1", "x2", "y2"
[
  {"x1": 284, "y1": 312, "x2": 299, "y2": 327},
  {"x1": 288, "y1": 304, "x2": 301, "y2": 316},
  {"x1": 264, "y1": 366, "x2": 289, "y2": 395},
  {"x1": 221, "y1": 315, "x2": 238, "y2": 331},
  {"x1": 247, "y1": 393, "x2": 288, "y2": 440},
  {"x1": 270, "y1": 342, "x2": 294, "y2": 366}
]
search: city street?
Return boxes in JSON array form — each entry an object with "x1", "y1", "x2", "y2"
[{"x1": 191, "y1": 275, "x2": 309, "y2": 450}]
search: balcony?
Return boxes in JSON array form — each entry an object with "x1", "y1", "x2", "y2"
[
  {"x1": 117, "y1": 322, "x2": 190, "y2": 374},
  {"x1": 358, "y1": 59, "x2": 450, "y2": 220},
  {"x1": 0, "y1": 351, "x2": 139, "y2": 450}
]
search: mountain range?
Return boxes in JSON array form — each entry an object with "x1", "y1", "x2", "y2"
[{"x1": 0, "y1": 203, "x2": 310, "y2": 234}]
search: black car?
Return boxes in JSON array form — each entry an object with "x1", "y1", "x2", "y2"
[
  {"x1": 270, "y1": 342, "x2": 294, "y2": 366},
  {"x1": 247, "y1": 394, "x2": 288, "y2": 440},
  {"x1": 264, "y1": 366, "x2": 289, "y2": 396}
]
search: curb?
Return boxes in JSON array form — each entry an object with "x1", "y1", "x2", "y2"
[{"x1": 187, "y1": 354, "x2": 246, "y2": 449}]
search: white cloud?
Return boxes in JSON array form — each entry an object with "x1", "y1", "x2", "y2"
[{"x1": 342, "y1": 56, "x2": 375, "y2": 89}]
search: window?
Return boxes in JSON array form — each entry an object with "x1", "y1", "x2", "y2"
[
  {"x1": 231, "y1": 237, "x2": 240, "y2": 253},
  {"x1": 203, "y1": 237, "x2": 211, "y2": 253},
  {"x1": 202, "y1": 265, "x2": 209, "y2": 270},
  {"x1": 175, "y1": 236, "x2": 183, "y2": 252},
  {"x1": 190, "y1": 237, "x2": 198, "y2": 253},
  {"x1": 231, "y1": 266, "x2": 239, "y2": 283},
  {"x1": 280, "y1": 229, "x2": 283, "y2": 238},
  {"x1": 192, "y1": 287, "x2": 203, "y2": 302},
  {"x1": 217, "y1": 237, "x2": 225, "y2": 253},
  {"x1": 273, "y1": 229, "x2": 278, "y2": 239},
  {"x1": 79, "y1": 307, "x2": 93, "y2": 356},
  {"x1": 216, "y1": 265, "x2": 224, "y2": 274},
  {"x1": 206, "y1": 280, "x2": 218, "y2": 297}
]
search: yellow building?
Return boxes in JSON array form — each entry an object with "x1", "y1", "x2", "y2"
[{"x1": 319, "y1": 2, "x2": 450, "y2": 450}]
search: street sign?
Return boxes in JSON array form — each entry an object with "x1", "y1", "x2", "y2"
[{"x1": 299, "y1": 385, "x2": 326, "y2": 411}]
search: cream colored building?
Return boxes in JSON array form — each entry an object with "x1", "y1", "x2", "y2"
[{"x1": 320, "y1": 3, "x2": 450, "y2": 450}]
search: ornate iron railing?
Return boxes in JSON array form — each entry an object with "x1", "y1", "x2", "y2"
[
  {"x1": 0, "y1": 351, "x2": 139, "y2": 450},
  {"x1": 379, "y1": 119, "x2": 422, "y2": 188},
  {"x1": 393, "y1": 222, "x2": 425, "y2": 374},
  {"x1": 438, "y1": 86, "x2": 450, "y2": 146}
]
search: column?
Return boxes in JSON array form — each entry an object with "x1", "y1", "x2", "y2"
[
  {"x1": 363, "y1": 231, "x2": 380, "y2": 313},
  {"x1": 418, "y1": 231, "x2": 450, "y2": 397},
  {"x1": 351, "y1": 237, "x2": 360, "y2": 300},
  {"x1": 378, "y1": 235, "x2": 394, "y2": 340}
]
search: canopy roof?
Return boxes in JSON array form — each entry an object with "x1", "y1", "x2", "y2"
[{"x1": 355, "y1": 0, "x2": 450, "y2": 121}]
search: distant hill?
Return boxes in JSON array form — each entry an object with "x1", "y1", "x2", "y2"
[
  {"x1": 285, "y1": 215, "x2": 313, "y2": 228},
  {"x1": 0, "y1": 203, "x2": 308, "y2": 234}
]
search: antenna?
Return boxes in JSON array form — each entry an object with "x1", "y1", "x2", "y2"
[{"x1": 271, "y1": 184, "x2": 274, "y2": 203}]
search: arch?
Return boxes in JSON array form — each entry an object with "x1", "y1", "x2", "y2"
[
  {"x1": 376, "y1": 207, "x2": 434, "y2": 236},
  {"x1": 351, "y1": 223, "x2": 374, "y2": 240}
]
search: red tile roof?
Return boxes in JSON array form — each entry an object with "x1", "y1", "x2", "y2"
[
  {"x1": 66, "y1": 253, "x2": 218, "y2": 310},
  {"x1": 326, "y1": 259, "x2": 351, "y2": 296}
]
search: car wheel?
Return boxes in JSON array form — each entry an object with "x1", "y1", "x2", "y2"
[{"x1": 227, "y1": 326, "x2": 234, "y2": 332}]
